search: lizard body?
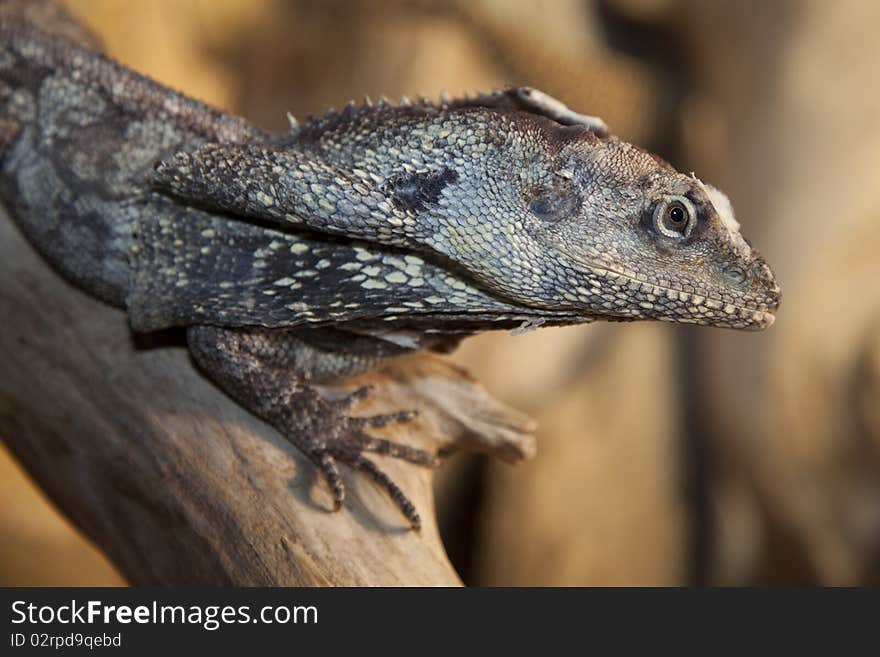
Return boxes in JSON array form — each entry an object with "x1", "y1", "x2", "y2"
[{"x1": 0, "y1": 18, "x2": 780, "y2": 528}]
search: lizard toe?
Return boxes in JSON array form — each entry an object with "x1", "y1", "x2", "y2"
[
  {"x1": 314, "y1": 451, "x2": 345, "y2": 511},
  {"x1": 339, "y1": 453, "x2": 421, "y2": 530},
  {"x1": 359, "y1": 435, "x2": 438, "y2": 466}
]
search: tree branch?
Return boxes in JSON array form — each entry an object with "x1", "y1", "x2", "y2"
[{"x1": 0, "y1": 206, "x2": 536, "y2": 585}]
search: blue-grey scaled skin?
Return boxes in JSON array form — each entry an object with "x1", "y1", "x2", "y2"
[{"x1": 0, "y1": 18, "x2": 780, "y2": 528}]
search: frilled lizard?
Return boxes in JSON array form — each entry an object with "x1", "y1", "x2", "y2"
[{"x1": 0, "y1": 18, "x2": 780, "y2": 529}]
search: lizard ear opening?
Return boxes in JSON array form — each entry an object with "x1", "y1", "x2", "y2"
[{"x1": 528, "y1": 185, "x2": 580, "y2": 223}]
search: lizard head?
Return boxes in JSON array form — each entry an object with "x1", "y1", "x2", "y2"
[{"x1": 525, "y1": 133, "x2": 781, "y2": 330}]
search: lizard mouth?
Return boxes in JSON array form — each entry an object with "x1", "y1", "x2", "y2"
[{"x1": 562, "y1": 255, "x2": 779, "y2": 330}]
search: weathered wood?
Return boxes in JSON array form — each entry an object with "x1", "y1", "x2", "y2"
[{"x1": 0, "y1": 206, "x2": 537, "y2": 585}]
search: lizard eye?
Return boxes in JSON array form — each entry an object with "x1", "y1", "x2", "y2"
[{"x1": 653, "y1": 197, "x2": 696, "y2": 239}]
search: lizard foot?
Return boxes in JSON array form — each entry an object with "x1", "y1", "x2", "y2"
[
  {"x1": 291, "y1": 385, "x2": 436, "y2": 529},
  {"x1": 185, "y1": 326, "x2": 436, "y2": 529}
]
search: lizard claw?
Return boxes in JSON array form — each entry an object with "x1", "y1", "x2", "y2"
[{"x1": 296, "y1": 389, "x2": 431, "y2": 529}]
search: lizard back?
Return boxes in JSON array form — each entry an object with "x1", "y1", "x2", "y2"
[{"x1": 0, "y1": 19, "x2": 260, "y2": 305}]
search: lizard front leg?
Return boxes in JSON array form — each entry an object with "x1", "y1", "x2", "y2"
[{"x1": 186, "y1": 325, "x2": 436, "y2": 529}]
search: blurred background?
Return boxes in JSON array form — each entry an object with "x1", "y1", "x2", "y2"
[{"x1": 1, "y1": 0, "x2": 879, "y2": 586}]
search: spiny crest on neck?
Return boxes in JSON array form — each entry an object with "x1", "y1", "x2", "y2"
[{"x1": 287, "y1": 87, "x2": 610, "y2": 140}]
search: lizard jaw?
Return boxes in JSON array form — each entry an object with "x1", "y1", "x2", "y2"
[{"x1": 561, "y1": 256, "x2": 779, "y2": 330}]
